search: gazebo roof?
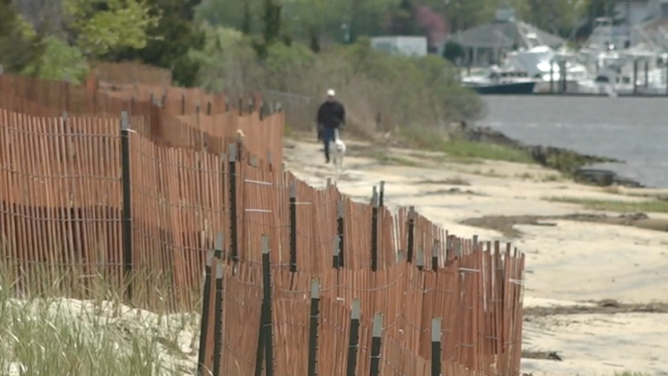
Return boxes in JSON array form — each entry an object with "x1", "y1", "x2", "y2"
[{"x1": 451, "y1": 20, "x2": 566, "y2": 49}]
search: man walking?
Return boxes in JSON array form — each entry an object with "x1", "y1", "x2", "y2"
[{"x1": 316, "y1": 89, "x2": 346, "y2": 163}]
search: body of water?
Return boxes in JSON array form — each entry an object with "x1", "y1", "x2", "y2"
[{"x1": 478, "y1": 95, "x2": 668, "y2": 188}]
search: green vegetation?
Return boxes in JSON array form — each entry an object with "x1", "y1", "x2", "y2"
[
  {"x1": 547, "y1": 197, "x2": 668, "y2": 213},
  {"x1": 398, "y1": 127, "x2": 535, "y2": 164},
  {"x1": 20, "y1": 36, "x2": 90, "y2": 83},
  {"x1": 0, "y1": 1, "x2": 44, "y2": 74},
  {"x1": 64, "y1": 0, "x2": 159, "y2": 57},
  {"x1": 441, "y1": 139, "x2": 534, "y2": 164},
  {"x1": 0, "y1": 276, "x2": 197, "y2": 376},
  {"x1": 189, "y1": 27, "x2": 483, "y2": 135}
]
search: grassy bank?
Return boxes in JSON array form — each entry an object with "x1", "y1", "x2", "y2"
[
  {"x1": 548, "y1": 197, "x2": 668, "y2": 213},
  {"x1": 398, "y1": 127, "x2": 535, "y2": 165}
]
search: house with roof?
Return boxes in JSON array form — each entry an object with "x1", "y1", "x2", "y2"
[{"x1": 448, "y1": 5, "x2": 565, "y2": 67}]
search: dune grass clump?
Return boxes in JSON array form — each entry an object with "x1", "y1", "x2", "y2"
[{"x1": 0, "y1": 280, "x2": 198, "y2": 376}]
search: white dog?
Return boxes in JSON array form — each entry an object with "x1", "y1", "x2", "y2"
[{"x1": 330, "y1": 128, "x2": 346, "y2": 175}]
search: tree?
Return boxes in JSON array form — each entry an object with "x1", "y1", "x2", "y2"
[
  {"x1": 348, "y1": 0, "x2": 392, "y2": 41},
  {"x1": 21, "y1": 35, "x2": 89, "y2": 83},
  {"x1": 189, "y1": 24, "x2": 263, "y2": 93},
  {"x1": 63, "y1": 0, "x2": 160, "y2": 57},
  {"x1": 0, "y1": 0, "x2": 44, "y2": 73},
  {"x1": 110, "y1": 0, "x2": 205, "y2": 86},
  {"x1": 386, "y1": 0, "x2": 418, "y2": 35},
  {"x1": 256, "y1": 0, "x2": 283, "y2": 57},
  {"x1": 415, "y1": 5, "x2": 447, "y2": 49},
  {"x1": 445, "y1": 0, "x2": 500, "y2": 33}
]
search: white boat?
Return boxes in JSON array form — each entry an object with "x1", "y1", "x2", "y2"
[
  {"x1": 461, "y1": 66, "x2": 538, "y2": 94},
  {"x1": 503, "y1": 45, "x2": 594, "y2": 93},
  {"x1": 576, "y1": 17, "x2": 668, "y2": 95}
]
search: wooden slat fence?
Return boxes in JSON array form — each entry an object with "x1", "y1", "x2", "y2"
[
  {"x1": 198, "y1": 242, "x2": 524, "y2": 376},
  {"x1": 0, "y1": 68, "x2": 525, "y2": 376}
]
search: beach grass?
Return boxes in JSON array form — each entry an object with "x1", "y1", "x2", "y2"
[
  {"x1": 441, "y1": 139, "x2": 535, "y2": 164},
  {"x1": 547, "y1": 197, "x2": 668, "y2": 213},
  {"x1": 397, "y1": 127, "x2": 535, "y2": 164},
  {"x1": 0, "y1": 273, "x2": 198, "y2": 376}
]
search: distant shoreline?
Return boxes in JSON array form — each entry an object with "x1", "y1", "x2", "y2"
[{"x1": 458, "y1": 124, "x2": 645, "y2": 188}]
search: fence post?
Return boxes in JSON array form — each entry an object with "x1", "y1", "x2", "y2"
[
  {"x1": 289, "y1": 181, "x2": 297, "y2": 272},
  {"x1": 379, "y1": 181, "x2": 385, "y2": 207},
  {"x1": 212, "y1": 255, "x2": 225, "y2": 376},
  {"x1": 371, "y1": 186, "x2": 379, "y2": 272},
  {"x1": 238, "y1": 97, "x2": 243, "y2": 116},
  {"x1": 225, "y1": 96, "x2": 230, "y2": 112},
  {"x1": 346, "y1": 299, "x2": 361, "y2": 376},
  {"x1": 431, "y1": 318, "x2": 442, "y2": 376},
  {"x1": 407, "y1": 207, "x2": 415, "y2": 263},
  {"x1": 446, "y1": 236, "x2": 453, "y2": 260},
  {"x1": 337, "y1": 200, "x2": 345, "y2": 267},
  {"x1": 130, "y1": 93, "x2": 135, "y2": 115},
  {"x1": 254, "y1": 309, "x2": 265, "y2": 376},
  {"x1": 472, "y1": 235, "x2": 479, "y2": 252},
  {"x1": 196, "y1": 233, "x2": 224, "y2": 376},
  {"x1": 120, "y1": 111, "x2": 133, "y2": 302},
  {"x1": 207, "y1": 101, "x2": 212, "y2": 116},
  {"x1": 417, "y1": 247, "x2": 424, "y2": 271},
  {"x1": 633, "y1": 59, "x2": 638, "y2": 96},
  {"x1": 333, "y1": 235, "x2": 341, "y2": 269},
  {"x1": 431, "y1": 240, "x2": 440, "y2": 271},
  {"x1": 307, "y1": 279, "x2": 321, "y2": 376},
  {"x1": 261, "y1": 235, "x2": 274, "y2": 376},
  {"x1": 160, "y1": 89, "x2": 166, "y2": 108},
  {"x1": 181, "y1": 93, "x2": 186, "y2": 115},
  {"x1": 369, "y1": 313, "x2": 383, "y2": 376},
  {"x1": 229, "y1": 143, "x2": 239, "y2": 263}
]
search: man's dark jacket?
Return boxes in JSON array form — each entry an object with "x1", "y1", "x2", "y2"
[{"x1": 316, "y1": 100, "x2": 346, "y2": 129}]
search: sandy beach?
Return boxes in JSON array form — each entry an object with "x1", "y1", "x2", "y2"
[{"x1": 284, "y1": 137, "x2": 668, "y2": 376}]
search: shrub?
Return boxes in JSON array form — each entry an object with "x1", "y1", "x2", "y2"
[
  {"x1": 21, "y1": 36, "x2": 90, "y2": 83},
  {"x1": 443, "y1": 40, "x2": 465, "y2": 63},
  {"x1": 191, "y1": 25, "x2": 483, "y2": 138}
]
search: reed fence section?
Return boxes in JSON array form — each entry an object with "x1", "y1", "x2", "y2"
[
  {"x1": 197, "y1": 238, "x2": 524, "y2": 376},
  {"x1": 0, "y1": 68, "x2": 525, "y2": 376},
  {"x1": 0, "y1": 74, "x2": 283, "y2": 166}
]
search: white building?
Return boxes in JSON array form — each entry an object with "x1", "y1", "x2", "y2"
[{"x1": 370, "y1": 36, "x2": 428, "y2": 57}]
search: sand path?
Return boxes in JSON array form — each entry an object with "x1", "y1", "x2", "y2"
[{"x1": 284, "y1": 138, "x2": 668, "y2": 376}]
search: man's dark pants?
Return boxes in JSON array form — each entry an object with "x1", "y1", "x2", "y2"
[{"x1": 321, "y1": 126, "x2": 336, "y2": 163}]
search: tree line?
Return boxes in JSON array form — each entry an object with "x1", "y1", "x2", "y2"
[{"x1": 0, "y1": 0, "x2": 620, "y2": 89}]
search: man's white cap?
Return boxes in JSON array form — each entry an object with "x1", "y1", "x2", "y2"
[{"x1": 327, "y1": 89, "x2": 335, "y2": 97}]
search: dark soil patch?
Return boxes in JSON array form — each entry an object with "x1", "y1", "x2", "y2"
[
  {"x1": 521, "y1": 351, "x2": 563, "y2": 361},
  {"x1": 425, "y1": 187, "x2": 481, "y2": 196},
  {"x1": 415, "y1": 178, "x2": 471, "y2": 186},
  {"x1": 524, "y1": 299, "x2": 668, "y2": 317},
  {"x1": 460, "y1": 213, "x2": 668, "y2": 238}
]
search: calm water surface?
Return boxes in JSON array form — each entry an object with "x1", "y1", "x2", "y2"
[{"x1": 478, "y1": 95, "x2": 668, "y2": 188}]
